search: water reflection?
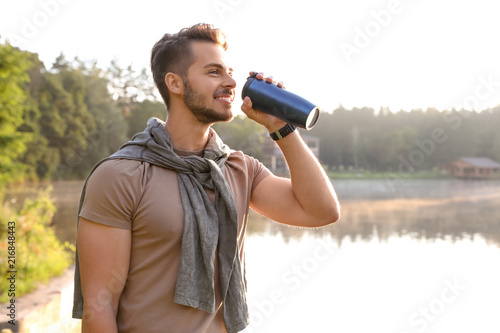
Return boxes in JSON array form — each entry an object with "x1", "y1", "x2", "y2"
[
  {"x1": 242, "y1": 179, "x2": 500, "y2": 332},
  {"x1": 247, "y1": 179, "x2": 500, "y2": 247},
  {"x1": 243, "y1": 232, "x2": 500, "y2": 333}
]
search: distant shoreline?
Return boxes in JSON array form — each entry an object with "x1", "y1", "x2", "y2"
[{"x1": 326, "y1": 169, "x2": 500, "y2": 180}]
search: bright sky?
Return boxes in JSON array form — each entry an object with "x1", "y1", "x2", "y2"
[{"x1": 1, "y1": 0, "x2": 499, "y2": 113}]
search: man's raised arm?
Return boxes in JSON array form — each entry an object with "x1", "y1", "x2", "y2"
[{"x1": 241, "y1": 74, "x2": 340, "y2": 227}]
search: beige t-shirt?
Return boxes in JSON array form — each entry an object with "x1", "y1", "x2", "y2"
[{"x1": 79, "y1": 149, "x2": 271, "y2": 333}]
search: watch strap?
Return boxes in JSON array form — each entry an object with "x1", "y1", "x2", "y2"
[{"x1": 270, "y1": 124, "x2": 296, "y2": 141}]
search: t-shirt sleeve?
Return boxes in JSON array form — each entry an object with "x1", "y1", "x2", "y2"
[
  {"x1": 246, "y1": 154, "x2": 272, "y2": 193},
  {"x1": 79, "y1": 159, "x2": 146, "y2": 230}
]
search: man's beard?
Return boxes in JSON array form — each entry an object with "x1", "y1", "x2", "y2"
[{"x1": 183, "y1": 79, "x2": 233, "y2": 124}]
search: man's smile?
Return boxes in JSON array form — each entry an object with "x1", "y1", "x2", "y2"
[{"x1": 214, "y1": 91, "x2": 235, "y2": 104}]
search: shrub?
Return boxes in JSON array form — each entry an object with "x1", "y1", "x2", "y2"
[{"x1": 0, "y1": 187, "x2": 71, "y2": 302}]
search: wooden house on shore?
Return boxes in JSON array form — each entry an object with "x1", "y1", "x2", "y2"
[{"x1": 444, "y1": 157, "x2": 500, "y2": 179}]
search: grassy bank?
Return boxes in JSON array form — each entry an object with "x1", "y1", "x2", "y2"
[{"x1": 0, "y1": 187, "x2": 72, "y2": 303}]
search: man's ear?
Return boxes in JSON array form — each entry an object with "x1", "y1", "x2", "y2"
[{"x1": 165, "y1": 73, "x2": 184, "y2": 95}]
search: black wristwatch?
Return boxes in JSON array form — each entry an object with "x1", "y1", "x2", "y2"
[{"x1": 269, "y1": 124, "x2": 296, "y2": 141}]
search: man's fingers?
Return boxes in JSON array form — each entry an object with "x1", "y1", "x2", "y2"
[
  {"x1": 241, "y1": 96, "x2": 253, "y2": 112},
  {"x1": 248, "y1": 71, "x2": 284, "y2": 87}
]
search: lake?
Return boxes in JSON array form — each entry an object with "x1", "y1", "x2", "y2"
[
  {"x1": 13, "y1": 178, "x2": 500, "y2": 332},
  {"x1": 242, "y1": 179, "x2": 500, "y2": 333}
]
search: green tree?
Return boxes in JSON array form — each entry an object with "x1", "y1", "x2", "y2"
[
  {"x1": 62, "y1": 58, "x2": 129, "y2": 178},
  {"x1": 0, "y1": 42, "x2": 33, "y2": 186},
  {"x1": 127, "y1": 100, "x2": 165, "y2": 138},
  {"x1": 20, "y1": 52, "x2": 53, "y2": 179},
  {"x1": 107, "y1": 58, "x2": 156, "y2": 117},
  {"x1": 33, "y1": 54, "x2": 97, "y2": 179}
]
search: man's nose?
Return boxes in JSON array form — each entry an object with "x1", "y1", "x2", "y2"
[{"x1": 223, "y1": 74, "x2": 237, "y2": 88}]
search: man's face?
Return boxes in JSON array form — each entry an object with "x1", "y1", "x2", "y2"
[{"x1": 182, "y1": 41, "x2": 236, "y2": 124}]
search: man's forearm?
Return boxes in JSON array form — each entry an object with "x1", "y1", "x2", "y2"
[
  {"x1": 82, "y1": 305, "x2": 118, "y2": 333},
  {"x1": 275, "y1": 130, "x2": 340, "y2": 224}
]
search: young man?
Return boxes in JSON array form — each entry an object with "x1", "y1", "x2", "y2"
[{"x1": 73, "y1": 23, "x2": 340, "y2": 333}]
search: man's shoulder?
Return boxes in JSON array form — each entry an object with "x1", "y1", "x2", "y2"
[
  {"x1": 93, "y1": 158, "x2": 142, "y2": 174},
  {"x1": 87, "y1": 158, "x2": 151, "y2": 187},
  {"x1": 227, "y1": 150, "x2": 260, "y2": 166},
  {"x1": 227, "y1": 150, "x2": 271, "y2": 177}
]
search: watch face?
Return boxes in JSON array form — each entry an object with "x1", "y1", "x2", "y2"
[{"x1": 271, "y1": 124, "x2": 296, "y2": 140}]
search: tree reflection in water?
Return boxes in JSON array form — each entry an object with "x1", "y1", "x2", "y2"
[{"x1": 246, "y1": 179, "x2": 500, "y2": 248}]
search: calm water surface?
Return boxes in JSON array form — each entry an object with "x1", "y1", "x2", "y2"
[
  {"x1": 242, "y1": 179, "x2": 500, "y2": 333},
  {"x1": 9, "y1": 179, "x2": 500, "y2": 332}
]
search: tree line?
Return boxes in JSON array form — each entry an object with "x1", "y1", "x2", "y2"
[
  {"x1": 307, "y1": 105, "x2": 500, "y2": 173},
  {"x1": 1, "y1": 40, "x2": 500, "y2": 187}
]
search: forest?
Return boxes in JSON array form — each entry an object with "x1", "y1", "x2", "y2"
[{"x1": 2, "y1": 40, "x2": 500, "y2": 187}]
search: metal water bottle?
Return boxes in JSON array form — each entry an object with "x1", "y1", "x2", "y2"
[{"x1": 241, "y1": 74, "x2": 320, "y2": 129}]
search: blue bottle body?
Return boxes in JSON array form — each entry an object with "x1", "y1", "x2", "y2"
[{"x1": 241, "y1": 77, "x2": 319, "y2": 129}]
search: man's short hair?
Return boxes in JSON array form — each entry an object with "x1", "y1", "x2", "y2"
[{"x1": 150, "y1": 23, "x2": 228, "y2": 108}]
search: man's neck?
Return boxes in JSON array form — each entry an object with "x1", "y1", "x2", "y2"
[{"x1": 164, "y1": 109, "x2": 212, "y2": 152}]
